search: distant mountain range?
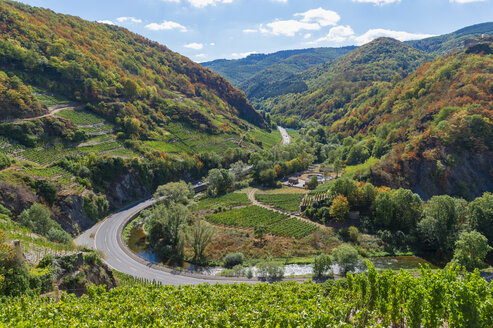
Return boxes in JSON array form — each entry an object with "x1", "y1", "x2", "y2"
[{"x1": 203, "y1": 22, "x2": 493, "y2": 116}]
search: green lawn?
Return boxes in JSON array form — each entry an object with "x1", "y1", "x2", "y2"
[
  {"x1": 197, "y1": 192, "x2": 251, "y2": 210},
  {"x1": 255, "y1": 193, "x2": 304, "y2": 212}
]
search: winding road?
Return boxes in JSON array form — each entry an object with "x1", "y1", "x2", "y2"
[
  {"x1": 75, "y1": 198, "x2": 244, "y2": 286},
  {"x1": 74, "y1": 127, "x2": 296, "y2": 285},
  {"x1": 278, "y1": 126, "x2": 291, "y2": 145}
]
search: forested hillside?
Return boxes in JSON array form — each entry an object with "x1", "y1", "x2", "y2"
[
  {"x1": 0, "y1": 0, "x2": 277, "y2": 236},
  {"x1": 203, "y1": 47, "x2": 355, "y2": 87},
  {"x1": 0, "y1": 0, "x2": 265, "y2": 133},
  {"x1": 338, "y1": 52, "x2": 493, "y2": 198},
  {"x1": 408, "y1": 22, "x2": 493, "y2": 56},
  {"x1": 268, "y1": 38, "x2": 430, "y2": 121}
]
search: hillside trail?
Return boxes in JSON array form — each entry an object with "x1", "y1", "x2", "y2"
[
  {"x1": 247, "y1": 188, "x2": 325, "y2": 228},
  {"x1": 11, "y1": 103, "x2": 80, "y2": 124}
]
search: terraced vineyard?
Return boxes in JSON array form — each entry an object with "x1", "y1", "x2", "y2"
[
  {"x1": 207, "y1": 205, "x2": 318, "y2": 238},
  {"x1": 55, "y1": 109, "x2": 105, "y2": 125},
  {"x1": 0, "y1": 137, "x2": 24, "y2": 155},
  {"x1": 23, "y1": 166, "x2": 74, "y2": 185}
]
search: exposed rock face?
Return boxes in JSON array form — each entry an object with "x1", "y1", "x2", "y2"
[
  {"x1": 56, "y1": 253, "x2": 118, "y2": 296},
  {"x1": 0, "y1": 182, "x2": 37, "y2": 216},
  {"x1": 54, "y1": 195, "x2": 96, "y2": 235},
  {"x1": 109, "y1": 173, "x2": 150, "y2": 208},
  {"x1": 372, "y1": 150, "x2": 493, "y2": 200}
]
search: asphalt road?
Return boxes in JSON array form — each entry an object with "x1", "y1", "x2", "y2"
[
  {"x1": 278, "y1": 126, "x2": 291, "y2": 145},
  {"x1": 75, "y1": 198, "x2": 242, "y2": 286}
]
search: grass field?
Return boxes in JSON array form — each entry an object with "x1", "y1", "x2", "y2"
[
  {"x1": 197, "y1": 192, "x2": 251, "y2": 210},
  {"x1": 207, "y1": 205, "x2": 318, "y2": 238},
  {"x1": 344, "y1": 156, "x2": 379, "y2": 178},
  {"x1": 255, "y1": 193, "x2": 304, "y2": 212}
]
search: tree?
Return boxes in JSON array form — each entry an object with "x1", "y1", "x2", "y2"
[
  {"x1": 229, "y1": 161, "x2": 249, "y2": 181},
  {"x1": 333, "y1": 159, "x2": 343, "y2": 178},
  {"x1": 330, "y1": 195, "x2": 350, "y2": 221},
  {"x1": 450, "y1": 231, "x2": 492, "y2": 271},
  {"x1": 307, "y1": 175, "x2": 319, "y2": 189},
  {"x1": 332, "y1": 243, "x2": 361, "y2": 275},
  {"x1": 468, "y1": 192, "x2": 493, "y2": 245},
  {"x1": 416, "y1": 195, "x2": 462, "y2": 253},
  {"x1": 146, "y1": 203, "x2": 189, "y2": 259},
  {"x1": 313, "y1": 253, "x2": 333, "y2": 277},
  {"x1": 18, "y1": 204, "x2": 56, "y2": 236},
  {"x1": 206, "y1": 169, "x2": 234, "y2": 197},
  {"x1": 188, "y1": 220, "x2": 215, "y2": 261},
  {"x1": 154, "y1": 181, "x2": 195, "y2": 207}
]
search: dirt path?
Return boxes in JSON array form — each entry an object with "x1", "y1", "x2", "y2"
[
  {"x1": 247, "y1": 188, "x2": 325, "y2": 228},
  {"x1": 11, "y1": 103, "x2": 80, "y2": 124}
]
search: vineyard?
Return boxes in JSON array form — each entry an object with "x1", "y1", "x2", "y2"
[
  {"x1": 55, "y1": 109, "x2": 105, "y2": 125},
  {"x1": 207, "y1": 206, "x2": 318, "y2": 238},
  {"x1": 23, "y1": 166, "x2": 74, "y2": 186},
  {"x1": 1, "y1": 265, "x2": 491, "y2": 327},
  {"x1": 197, "y1": 192, "x2": 251, "y2": 210},
  {"x1": 255, "y1": 193, "x2": 304, "y2": 212},
  {"x1": 268, "y1": 218, "x2": 318, "y2": 239},
  {"x1": 301, "y1": 191, "x2": 332, "y2": 209}
]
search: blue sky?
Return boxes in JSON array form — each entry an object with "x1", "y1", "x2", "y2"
[{"x1": 18, "y1": 0, "x2": 493, "y2": 62}]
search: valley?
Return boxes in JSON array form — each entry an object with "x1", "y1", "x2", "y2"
[{"x1": 1, "y1": 0, "x2": 493, "y2": 326}]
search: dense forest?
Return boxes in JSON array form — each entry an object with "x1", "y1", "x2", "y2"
[{"x1": 0, "y1": 0, "x2": 265, "y2": 135}]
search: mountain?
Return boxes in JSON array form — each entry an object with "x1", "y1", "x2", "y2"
[
  {"x1": 0, "y1": 0, "x2": 265, "y2": 133},
  {"x1": 204, "y1": 23, "x2": 493, "y2": 118},
  {"x1": 334, "y1": 50, "x2": 493, "y2": 199},
  {"x1": 0, "y1": 0, "x2": 281, "y2": 235},
  {"x1": 202, "y1": 47, "x2": 356, "y2": 87},
  {"x1": 269, "y1": 38, "x2": 430, "y2": 122},
  {"x1": 408, "y1": 22, "x2": 493, "y2": 56}
]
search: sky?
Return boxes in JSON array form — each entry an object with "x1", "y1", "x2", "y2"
[{"x1": 17, "y1": 0, "x2": 493, "y2": 62}]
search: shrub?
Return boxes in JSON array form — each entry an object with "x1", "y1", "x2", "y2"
[
  {"x1": 348, "y1": 226, "x2": 360, "y2": 243},
  {"x1": 313, "y1": 254, "x2": 333, "y2": 277},
  {"x1": 46, "y1": 227, "x2": 72, "y2": 244},
  {"x1": 256, "y1": 261, "x2": 284, "y2": 279},
  {"x1": 223, "y1": 252, "x2": 244, "y2": 269},
  {"x1": 38, "y1": 254, "x2": 55, "y2": 268},
  {"x1": 83, "y1": 252, "x2": 102, "y2": 265},
  {"x1": 60, "y1": 254, "x2": 79, "y2": 271},
  {"x1": 332, "y1": 243, "x2": 362, "y2": 275}
]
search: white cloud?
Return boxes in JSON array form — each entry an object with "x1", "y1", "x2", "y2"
[
  {"x1": 184, "y1": 42, "x2": 204, "y2": 50},
  {"x1": 195, "y1": 54, "x2": 207, "y2": 59},
  {"x1": 145, "y1": 21, "x2": 188, "y2": 32},
  {"x1": 262, "y1": 20, "x2": 320, "y2": 37},
  {"x1": 304, "y1": 33, "x2": 312, "y2": 39},
  {"x1": 243, "y1": 28, "x2": 258, "y2": 33},
  {"x1": 450, "y1": 0, "x2": 486, "y2": 3},
  {"x1": 352, "y1": 0, "x2": 401, "y2": 5},
  {"x1": 97, "y1": 20, "x2": 115, "y2": 25},
  {"x1": 209, "y1": 42, "x2": 215, "y2": 46},
  {"x1": 353, "y1": 28, "x2": 435, "y2": 45},
  {"x1": 294, "y1": 8, "x2": 340, "y2": 27},
  {"x1": 231, "y1": 51, "x2": 257, "y2": 59},
  {"x1": 116, "y1": 17, "x2": 142, "y2": 23},
  {"x1": 272, "y1": 0, "x2": 288, "y2": 2},
  {"x1": 317, "y1": 25, "x2": 355, "y2": 43},
  {"x1": 162, "y1": 0, "x2": 180, "y2": 2},
  {"x1": 188, "y1": 0, "x2": 233, "y2": 8}
]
